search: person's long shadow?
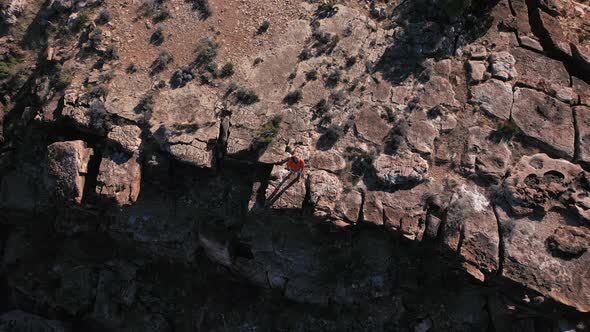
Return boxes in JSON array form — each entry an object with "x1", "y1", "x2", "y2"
[{"x1": 264, "y1": 173, "x2": 301, "y2": 209}]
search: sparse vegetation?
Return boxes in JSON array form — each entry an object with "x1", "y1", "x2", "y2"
[
  {"x1": 345, "y1": 56, "x2": 357, "y2": 68},
  {"x1": 219, "y1": 63, "x2": 235, "y2": 78},
  {"x1": 235, "y1": 88, "x2": 260, "y2": 105},
  {"x1": 152, "y1": 8, "x2": 170, "y2": 22},
  {"x1": 193, "y1": 37, "x2": 218, "y2": 66},
  {"x1": 95, "y1": 9, "x2": 110, "y2": 25},
  {"x1": 126, "y1": 64, "x2": 138, "y2": 74},
  {"x1": 316, "y1": 0, "x2": 338, "y2": 18},
  {"x1": 150, "y1": 27, "x2": 165, "y2": 45},
  {"x1": 257, "y1": 20, "x2": 270, "y2": 34},
  {"x1": 317, "y1": 122, "x2": 349, "y2": 151},
  {"x1": 311, "y1": 98, "x2": 330, "y2": 120},
  {"x1": 298, "y1": 48, "x2": 311, "y2": 61},
  {"x1": 283, "y1": 89, "x2": 303, "y2": 105},
  {"x1": 305, "y1": 69, "x2": 318, "y2": 81},
  {"x1": 325, "y1": 69, "x2": 341, "y2": 88},
  {"x1": 150, "y1": 50, "x2": 174, "y2": 75},
  {"x1": 490, "y1": 119, "x2": 520, "y2": 142},
  {"x1": 188, "y1": 0, "x2": 212, "y2": 19},
  {"x1": 0, "y1": 55, "x2": 20, "y2": 81},
  {"x1": 254, "y1": 115, "x2": 282, "y2": 144},
  {"x1": 343, "y1": 146, "x2": 377, "y2": 183}
]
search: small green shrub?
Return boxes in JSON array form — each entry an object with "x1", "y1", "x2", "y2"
[
  {"x1": 236, "y1": 88, "x2": 260, "y2": 105},
  {"x1": 150, "y1": 27, "x2": 165, "y2": 45},
  {"x1": 152, "y1": 8, "x2": 170, "y2": 22},
  {"x1": 188, "y1": 0, "x2": 212, "y2": 19},
  {"x1": 316, "y1": 0, "x2": 338, "y2": 18},
  {"x1": 283, "y1": 89, "x2": 302, "y2": 105},
  {"x1": 193, "y1": 37, "x2": 218, "y2": 67},
  {"x1": 255, "y1": 115, "x2": 282, "y2": 144},
  {"x1": 257, "y1": 20, "x2": 270, "y2": 34},
  {"x1": 0, "y1": 55, "x2": 19, "y2": 80},
  {"x1": 95, "y1": 9, "x2": 110, "y2": 25},
  {"x1": 219, "y1": 63, "x2": 234, "y2": 78},
  {"x1": 325, "y1": 69, "x2": 341, "y2": 88},
  {"x1": 345, "y1": 56, "x2": 357, "y2": 68},
  {"x1": 126, "y1": 63, "x2": 138, "y2": 74},
  {"x1": 150, "y1": 50, "x2": 174, "y2": 75},
  {"x1": 305, "y1": 69, "x2": 318, "y2": 81}
]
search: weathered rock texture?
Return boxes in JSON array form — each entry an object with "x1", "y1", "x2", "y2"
[{"x1": 1, "y1": 0, "x2": 590, "y2": 330}]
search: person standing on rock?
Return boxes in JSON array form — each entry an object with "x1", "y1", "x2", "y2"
[{"x1": 286, "y1": 153, "x2": 305, "y2": 180}]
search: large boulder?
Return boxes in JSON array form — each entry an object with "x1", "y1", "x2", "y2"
[
  {"x1": 574, "y1": 106, "x2": 590, "y2": 164},
  {"x1": 470, "y1": 79, "x2": 513, "y2": 120},
  {"x1": 107, "y1": 125, "x2": 142, "y2": 154},
  {"x1": 495, "y1": 205, "x2": 590, "y2": 313},
  {"x1": 309, "y1": 170, "x2": 362, "y2": 225},
  {"x1": 373, "y1": 152, "x2": 428, "y2": 188},
  {"x1": 150, "y1": 84, "x2": 220, "y2": 168},
  {"x1": 502, "y1": 154, "x2": 589, "y2": 220},
  {"x1": 264, "y1": 166, "x2": 306, "y2": 210},
  {"x1": 46, "y1": 140, "x2": 94, "y2": 204},
  {"x1": 512, "y1": 88, "x2": 575, "y2": 158},
  {"x1": 354, "y1": 108, "x2": 391, "y2": 145},
  {"x1": 488, "y1": 52, "x2": 517, "y2": 81},
  {"x1": 462, "y1": 126, "x2": 512, "y2": 182},
  {"x1": 96, "y1": 151, "x2": 141, "y2": 206},
  {"x1": 0, "y1": 0, "x2": 27, "y2": 25},
  {"x1": 573, "y1": 77, "x2": 590, "y2": 106},
  {"x1": 511, "y1": 47, "x2": 570, "y2": 92},
  {"x1": 442, "y1": 185, "x2": 499, "y2": 281}
]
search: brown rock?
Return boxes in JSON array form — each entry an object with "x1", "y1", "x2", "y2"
[
  {"x1": 574, "y1": 106, "x2": 590, "y2": 164},
  {"x1": 405, "y1": 111, "x2": 439, "y2": 155},
  {"x1": 310, "y1": 151, "x2": 346, "y2": 173},
  {"x1": 46, "y1": 140, "x2": 94, "y2": 204},
  {"x1": 309, "y1": 170, "x2": 343, "y2": 219},
  {"x1": 470, "y1": 79, "x2": 513, "y2": 120},
  {"x1": 96, "y1": 152, "x2": 141, "y2": 206},
  {"x1": 354, "y1": 108, "x2": 390, "y2": 144},
  {"x1": 443, "y1": 185, "x2": 499, "y2": 279},
  {"x1": 512, "y1": 47, "x2": 570, "y2": 92},
  {"x1": 373, "y1": 152, "x2": 428, "y2": 187},
  {"x1": 572, "y1": 77, "x2": 590, "y2": 106},
  {"x1": 463, "y1": 126, "x2": 512, "y2": 182},
  {"x1": 518, "y1": 35, "x2": 543, "y2": 52},
  {"x1": 467, "y1": 61, "x2": 487, "y2": 83},
  {"x1": 536, "y1": 9, "x2": 572, "y2": 56},
  {"x1": 502, "y1": 154, "x2": 588, "y2": 217},
  {"x1": 496, "y1": 205, "x2": 590, "y2": 313},
  {"x1": 334, "y1": 190, "x2": 363, "y2": 224},
  {"x1": 363, "y1": 191, "x2": 384, "y2": 226},
  {"x1": 489, "y1": 52, "x2": 517, "y2": 81},
  {"x1": 264, "y1": 167, "x2": 306, "y2": 209},
  {"x1": 419, "y1": 76, "x2": 459, "y2": 109},
  {"x1": 512, "y1": 88, "x2": 574, "y2": 158},
  {"x1": 107, "y1": 125, "x2": 142, "y2": 154}
]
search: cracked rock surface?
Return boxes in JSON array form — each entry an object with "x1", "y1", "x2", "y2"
[{"x1": 1, "y1": 0, "x2": 590, "y2": 330}]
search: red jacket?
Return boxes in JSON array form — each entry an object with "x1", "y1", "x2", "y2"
[{"x1": 286, "y1": 157, "x2": 305, "y2": 171}]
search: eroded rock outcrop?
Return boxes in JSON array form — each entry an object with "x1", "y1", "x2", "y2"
[
  {"x1": 512, "y1": 88, "x2": 575, "y2": 158},
  {"x1": 46, "y1": 140, "x2": 94, "y2": 204}
]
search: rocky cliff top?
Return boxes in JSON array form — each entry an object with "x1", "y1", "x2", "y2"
[{"x1": 1, "y1": 0, "x2": 590, "y2": 330}]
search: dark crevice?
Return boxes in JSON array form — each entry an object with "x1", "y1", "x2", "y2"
[
  {"x1": 526, "y1": 0, "x2": 590, "y2": 83},
  {"x1": 492, "y1": 204, "x2": 505, "y2": 276},
  {"x1": 573, "y1": 107, "x2": 581, "y2": 162}
]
